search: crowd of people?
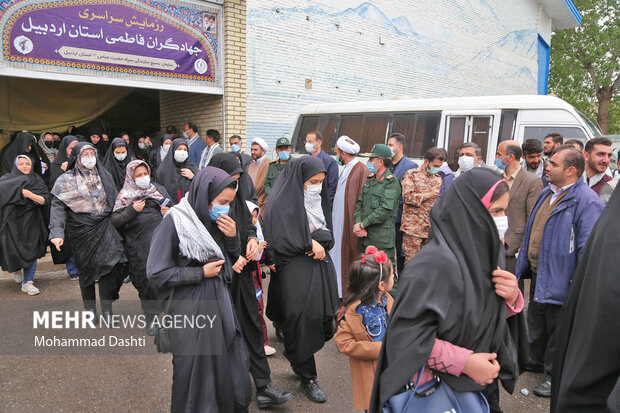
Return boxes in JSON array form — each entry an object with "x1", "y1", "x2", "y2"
[{"x1": 0, "y1": 122, "x2": 618, "y2": 412}]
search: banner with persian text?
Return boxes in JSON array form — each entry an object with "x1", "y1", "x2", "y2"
[{"x1": 0, "y1": 0, "x2": 221, "y2": 91}]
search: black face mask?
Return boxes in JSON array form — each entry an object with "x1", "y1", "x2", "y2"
[
  {"x1": 44, "y1": 141, "x2": 54, "y2": 149},
  {"x1": 53, "y1": 141, "x2": 61, "y2": 149}
]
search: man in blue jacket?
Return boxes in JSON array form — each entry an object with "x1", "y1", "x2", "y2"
[
  {"x1": 386, "y1": 132, "x2": 418, "y2": 274},
  {"x1": 516, "y1": 145, "x2": 604, "y2": 398},
  {"x1": 183, "y1": 121, "x2": 205, "y2": 166}
]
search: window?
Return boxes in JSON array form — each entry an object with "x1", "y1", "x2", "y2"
[
  {"x1": 338, "y1": 114, "x2": 390, "y2": 153},
  {"x1": 391, "y1": 112, "x2": 440, "y2": 157},
  {"x1": 471, "y1": 116, "x2": 491, "y2": 161},
  {"x1": 446, "y1": 117, "x2": 466, "y2": 171},
  {"x1": 523, "y1": 126, "x2": 587, "y2": 143},
  {"x1": 577, "y1": 110, "x2": 602, "y2": 137},
  {"x1": 498, "y1": 110, "x2": 517, "y2": 142},
  {"x1": 294, "y1": 115, "x2": 338, "y2": 153}
]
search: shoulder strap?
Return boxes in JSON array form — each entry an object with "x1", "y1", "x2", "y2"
[{"x1": 164, "y1": 287, "x2": 175, "y2": 315}]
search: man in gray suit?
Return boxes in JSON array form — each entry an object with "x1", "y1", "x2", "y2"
[{"x1": 198, "y1": 129, "x2": 225, "y2": 169}]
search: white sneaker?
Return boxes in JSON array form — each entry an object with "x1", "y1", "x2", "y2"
[
  {"x1": 22, "y1": 281, "x2": 40, "y2": 295},
  {"x1": 264, "y1": 345, "x2": 276, "y2": 356},
  {"x1": 12, "y1": 271, "x2": 22, "y2": 284}
]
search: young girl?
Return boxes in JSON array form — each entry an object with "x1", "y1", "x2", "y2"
[
  {"x1": 334, "y1": 246, "x2": 395, "y2": 411},
  {"x1": 246, "y1": 200, "x2": 276, "y2": 356}
]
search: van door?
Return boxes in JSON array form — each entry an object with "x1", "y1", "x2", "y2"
[{"x1": 440, "y1": 111, "x2": 500, "y2": 171}]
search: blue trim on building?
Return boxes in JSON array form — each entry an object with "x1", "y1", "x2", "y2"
[
  {"x1": 563, "y1": 0, "x2": 582, "y2": 25},
  {"x1": 538, "y1": 35, "x2": 550, "y2": 95}
]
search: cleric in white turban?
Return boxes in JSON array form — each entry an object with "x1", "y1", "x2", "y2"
[
  {"x1": 336, "y1": 135, "x2": 360, "y2": 155},
  {"x1": 251, "y1": 137, "x2": 269, "y2": 152},
  {"x1": 330, "y1": 135, "x2": 369, "y2": 297},
  {"x1": 247, "y1": 137, "x2": 271, "y2": 217}
]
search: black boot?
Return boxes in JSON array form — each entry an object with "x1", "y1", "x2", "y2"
[
  {"x1": 300, "y1": 379, "x2": 327, "y2": 403},
  {"x1": 533, "y1": 375, "x2": 552, "y2": 397},
  {"x1": 256, "y1": 385, "x2": 294, "y2": 409},
  {"x1": 273, "y1": 322, "x2": 285, "y2": 342},
  {"x1": 101, "y1": 302, "x2": 113, "y2": 327}
]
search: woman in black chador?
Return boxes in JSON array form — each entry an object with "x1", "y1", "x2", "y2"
[
  {"x1": 111, "y1": 160, "x2": 173, "y2": 336},
  {"x1": 369, "y1": 168, "x2": 521, "y2": 413},
  {"x1": 210, "y1": 153, "x2": 294, "y2": 408},
  {"x1": 155, "y1": 138, "x2": 197, "y2": 203},
  {"x1": 263, "y1": 155, "x2": 339, "y2": 403},
  {"x1": 0, "y1": 155, "x2": 51, "y2": 295},
  {"x1": 102, "y1": 137, "x2": 134, "y2": 191},
  {"x1": 49, "y1": 142, "x2": 127, "y2": 320},
  {"x1": 147, "y1": 166, "x2": 251, "y2": 413},
  {"x1": 551, "y1": 184, "x2": 620, "y2": 413}
]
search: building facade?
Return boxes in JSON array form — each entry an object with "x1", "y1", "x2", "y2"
[{"x1": 246, "y1": 0, "x2": 581, "y2": 149}]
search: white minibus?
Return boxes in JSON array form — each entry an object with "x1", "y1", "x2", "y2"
[{"x1": 290, "y1": 95, "x2": 601, "y2": 170}]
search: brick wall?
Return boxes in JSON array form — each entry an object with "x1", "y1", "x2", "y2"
[
  {"x1": 159, "y1": 90, "x2": 223, "y2": 140},
  {"x1": 159, "y1": 0, "x2": 247, "y2": 150},
  {"x1": 223, "y1": 0, "x2": 247, "y2": 148}
]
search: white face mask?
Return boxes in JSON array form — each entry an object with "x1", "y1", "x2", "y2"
[
  {"x1": 114, "y1": 152, "x2": 127, "y2": 162},
  {"x1": 458, "y1": 155, "x2": 475, "y2": 172},
  {"x1": 493, "y1": 215, "x2": 509, "y2": 240},
  {"x1": 305, "y1": 142, "x2": 315, "y2": 154},
  {"x1": 81, "y1": 157, "x2": 96, "y2": 170},
  {"x1": 135, "y1": 175, "x2": 151, "y2": 189},
  {"x1": 182, "y1": 131, "x2": 189, "y2": 139},
  {"x1": 162, "y1": 144, "x2": 171, "y2": 153},
  {"x1": 305, "y1": 183, "x2": 322, "y2": 195},
  {"x1": 138, "y1": 142, "x2": 146, "y2": 149},
  {"x1": 174, "y1": 150, "x2": 188, "y2": 163}
]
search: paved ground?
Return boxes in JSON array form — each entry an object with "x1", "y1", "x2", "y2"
[{"x1": 0, "y1": 253, "x2": 550, "y2": 412}]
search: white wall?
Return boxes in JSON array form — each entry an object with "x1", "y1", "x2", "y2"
[{"x1": 247, "y1": 0, "x2": 544, "y2": 148}]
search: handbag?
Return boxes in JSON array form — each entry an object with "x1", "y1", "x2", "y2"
[
  {"x1": 383, "y1": 365, "x2": 489, "y2": 413},
  {"x1": 154, "y1": 287, "x2": 174, "y2": 353}
]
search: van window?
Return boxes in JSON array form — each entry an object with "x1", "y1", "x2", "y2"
[
  {"x1": 446, "y1": 117, "x2": 467, "y2": 171},
  {"x1": 472, "y1": 116, "x2": 491, "y2": 161},
  {"x1": 523, "y1": 126, "x2": 587, "y2": 142},
  {"x1": 294, "y1": 115, "x2": 338, "y2": 153},
  {"x1": 391, "y1": 112, "x2": 440, "y2": 157},
  {"x1": 338, "y1": 114, "x2": 390, "y2": 153},
  {"x1": 498, "y1": 110, "x2": 517, "y2": 142}
]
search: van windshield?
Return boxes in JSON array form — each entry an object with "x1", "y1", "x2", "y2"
[{"x1": 577, "y1": 110, "x2": 602, "y2": 137}]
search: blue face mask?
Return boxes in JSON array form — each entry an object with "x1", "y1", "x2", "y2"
[
  {"x1": 209, "y1": 203, "x2": 230, "y2": 221},
  {"x1": 366, "y1": 160, "x2": 377, "y2": 174},
  {"x1": 494, "y1": 157, "x2": 507, "y2": 170},
  {"x1": 427, "y1": 166, "x2": 441, "y2": 175},
  {"x1": 230, "y1": 144, "x2": 241, "y2": 153},
  {"x1": 278, "y1": 150, "x2": 290, "y2": 161}
]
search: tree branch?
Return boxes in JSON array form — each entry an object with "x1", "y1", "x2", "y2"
[
  {"x1": 575, "y1": 46, "x2": 599, "y2": 88},
  {"x1": 612, "y1": 74, "x2": 620, "y2": 93}
]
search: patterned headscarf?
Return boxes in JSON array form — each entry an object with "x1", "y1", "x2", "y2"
[
  {"x1": 113, "y1": 160, "x2": 164, "y2": 211},
  {"x1": 51, "y1": 144, "x2": 109, "y2": 215}
]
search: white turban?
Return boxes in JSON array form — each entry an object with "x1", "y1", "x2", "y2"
[
  {"x1": 251, "y1": 137, "x2": 268, "y2": 152},
  {"x1": 336, "y1": 135, "x2": 360, "y2": 155}
]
